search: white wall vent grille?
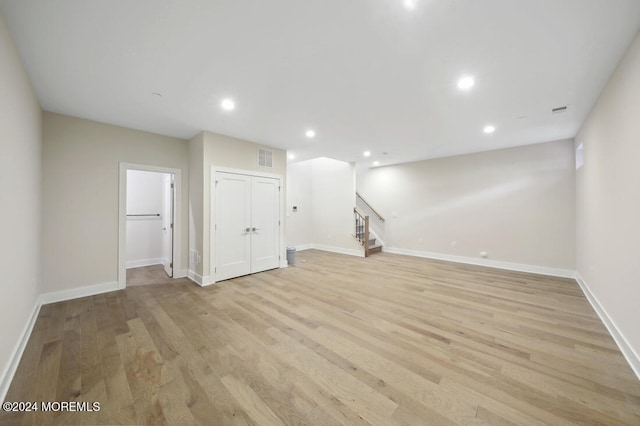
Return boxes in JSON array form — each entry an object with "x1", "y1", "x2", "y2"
[{"x1": 258, "y1": 149, "x2": 273, "y2": 168}]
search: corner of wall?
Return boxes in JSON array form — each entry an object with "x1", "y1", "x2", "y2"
[{"x1": 575, "y1": 273, "x2": 640, "y2": 380}]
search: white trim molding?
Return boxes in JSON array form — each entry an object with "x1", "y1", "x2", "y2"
[
  {"x1": 119, "y1": 163, "x2": 183, "y2": 289},
  {"x1": 173, "y1": 268, "x2": 188, "y2": 279},
  {"x1": 296, "y1": 244, "x2": 364, "y2": 258},
  {"x1": 383, "y1": 246, "x2": 576, "y2": 278},
  {"x1": 126, "y1": 258, "x2": 164, "y2": 269},
  {"x1": 39, "y1": 281, "x2": 120, "y2": 305},
  {"x1": 575, "y1": 273, "x2": 640, "y2": 380},
  {"x1": 187, "y1": 270, "x2": 214, "y2": 287},
  {"x1": 0, "y1": 299, "x2": 41, "y2": 403}
]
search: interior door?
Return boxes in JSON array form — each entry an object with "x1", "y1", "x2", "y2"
[
  {"x1": 162, "y1": 174, "x2": 174, "y2": 277},
  {"x1": 250, "y1": 176, "x2": 280, "y2": 273},
  {"x1": 215, "y1": 172, "x2": 252, "y2": 281}
]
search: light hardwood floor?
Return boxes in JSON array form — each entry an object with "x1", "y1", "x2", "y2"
[
  {"x1": 2, "y1": 250, "x2": 639, "y2": 425},
  {"x1": 127, "y1": 265, "x2": 174, "y2": 287}
]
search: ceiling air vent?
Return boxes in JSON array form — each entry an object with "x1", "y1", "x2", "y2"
[
  {"x1": 552, "y1": 106, "x2": 568, "y2": 114},
  {"x1": 258, "y1": 148, "x2": 273, "y2": 168}
]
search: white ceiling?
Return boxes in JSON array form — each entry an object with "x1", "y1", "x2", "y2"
[{"x1": 2, "y1": 0, "x2": 639, "y2": 166}]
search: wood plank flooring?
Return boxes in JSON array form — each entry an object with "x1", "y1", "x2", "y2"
[
  {"x1": 2, "y1": 249, "x2": 639, "y2": 425},
  {"x1": 127, "y1": 265, "x2": 173, "y2": 287}
]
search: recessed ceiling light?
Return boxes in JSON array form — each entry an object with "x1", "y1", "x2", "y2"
[
  {"x1": 373, "y1": 161, "x2": 380, "y2": 166},
  {"x1": 305, "y1": 129, "x2": 316, "y2": 139},
  {"x1": 403, "y1": 0, "x2": 417, "y2": 10},
  {"x1": 221, "y1": 98, "x2": 235, "y2": 111},
  {"x1": 288, "y1": 154, "x2": 295, "y2": 160},
  {"x1": 483, "y1": 125, "x2": 496, "y2": 134},
  {"x1": 363, "y1": 151, "x2": 371, "y2": 157},
  {"x1": 457, "y1": 75, "x2": 475, "y2": 90}
]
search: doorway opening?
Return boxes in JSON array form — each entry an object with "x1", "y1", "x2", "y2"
[
  {"x1": 118, "y1": 163, "x2": 183, "y2": 289},
  {"x1": 125, "y1": 170, "x2": 174, "y2": 286}
]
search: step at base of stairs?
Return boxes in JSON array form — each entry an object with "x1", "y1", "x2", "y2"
[{"x1": 368, "y1": 245, "x2": 383, "y2": 254}]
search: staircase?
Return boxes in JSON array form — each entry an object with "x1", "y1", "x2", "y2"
[{"x1": 354, "y1": 207, "x2": 383, "y2": 256}]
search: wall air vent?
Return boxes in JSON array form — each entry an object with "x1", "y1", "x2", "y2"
[
  {"x1": 552, "y1": 106, "x2": 568, "y2": 114},
  {"x1": 258, "y1": 148, "x2": 273, "y2": 168}
]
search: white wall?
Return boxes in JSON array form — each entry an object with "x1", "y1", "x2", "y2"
[
  {"x1": 42, "y1": 112, "x2": 189, "y2": 292},
  {"x1": 126, "y1": 170, "x2": 165, "y2": 268},
  {"x1": 286, "y1": 161, "x2": 313, "y2": 247},
  {"x1": 357, "y1": 140, "x2": 576, "y2": 274},
  {"x1": 575, "y1": 32, "x2": 640, "y2": 375},
  {"x1": 287, "y1": 157, "x2": 363, "y2": 256},
  {"x1": 0, "y1": 10, "x2": 42, "y2": 398},
  {"x1": 311, "y1": 158, "x2": 362, "y2": 254}
]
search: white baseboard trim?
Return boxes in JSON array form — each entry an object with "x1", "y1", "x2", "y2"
[
  {"x1": 294, "y1": 244, "x2": 315, "y2": 251},
  {"x1": 173, "y1": 268, "x2": 188, "y2": 279},
  {"x1": 303, "y1": 244, "x2": 365, "y2": 258},
  {"x1": 187, "y1": 270, "x2": 202, "y2": 285},
  {"x1": 0, "y1": 298, "x2": 41, "y2": 403},
  {"x1": 575, "y1": 273, "x2": 640, "y2": 380},
  {"x1": 187, "y1": 270, "x2": 215, "y2": 286},
  {"x1": 383, "y1": 247, "x2": 576, "y2": 279},
  {"x1": 126, "y1": 257, "x2": 164, "y2": 269},
  {"x1": 39, "y1": 281, "x2": 120, "y2": 305}
]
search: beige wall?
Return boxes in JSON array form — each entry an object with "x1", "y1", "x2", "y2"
[
  {"x1": 42, "y1": 112, "x2": 189, "y2": 292},
  {"x1": 190, "y1": 131, "x2": 287, "y2": 282},
  {"x1": 575, "y1": 32, "x2": 640, "y2": 369},
  {"x1": 286, "y1": 157, "x2": 363, "y2": 255},
  {"x1": 188, "y1": 132, "x2": 205, "y2": 277},
  {"x1": 0, "y1": 10, "x2": 42, "y2": 396},
  {"x1": 357, "y1": 140, "x2": 576, "y2": 272}
]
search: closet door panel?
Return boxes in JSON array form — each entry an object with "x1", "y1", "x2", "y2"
[
  {"x1": 215, "y1": 172, "x2": 252, "y2": 281},
  {"x1": 250, "y1": 176, "x2": 280, "y2": 273}
]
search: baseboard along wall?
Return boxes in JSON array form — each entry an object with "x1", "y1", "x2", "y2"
[
  {"x1": 126, "y1": 257, "x2": 165, "y2": 269},
  {"x1": 3, "y1": 249, "x2": 639, "y2": 403},
  {"x1": 575, "y1": 273, "x2": 640, "y2": 381},
  {"x1": 383, "y1": 246, "x2": 576, "y2": 278}
]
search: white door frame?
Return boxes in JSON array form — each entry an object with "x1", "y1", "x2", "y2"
[
  {"x1": 118, "y1": 162, "x2": 183, "y2": 289},
  {"x1": 210, "y1": 166, "x2": 286, "y2": 284}
]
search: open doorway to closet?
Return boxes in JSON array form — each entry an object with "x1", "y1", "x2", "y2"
[
  {"x1": 125, "y1": 170, "x2": 174, "y2": 286},
  {"x1": 118, "y1": 163, "x2": 183, "y2": 289}
]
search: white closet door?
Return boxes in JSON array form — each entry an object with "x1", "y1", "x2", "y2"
[
  {"x1": 215, "y1": 173, "x2": 252, "y2": 281},
  {"x1": 250, "y1": 176, "x2": 280, "y2": 273}
]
